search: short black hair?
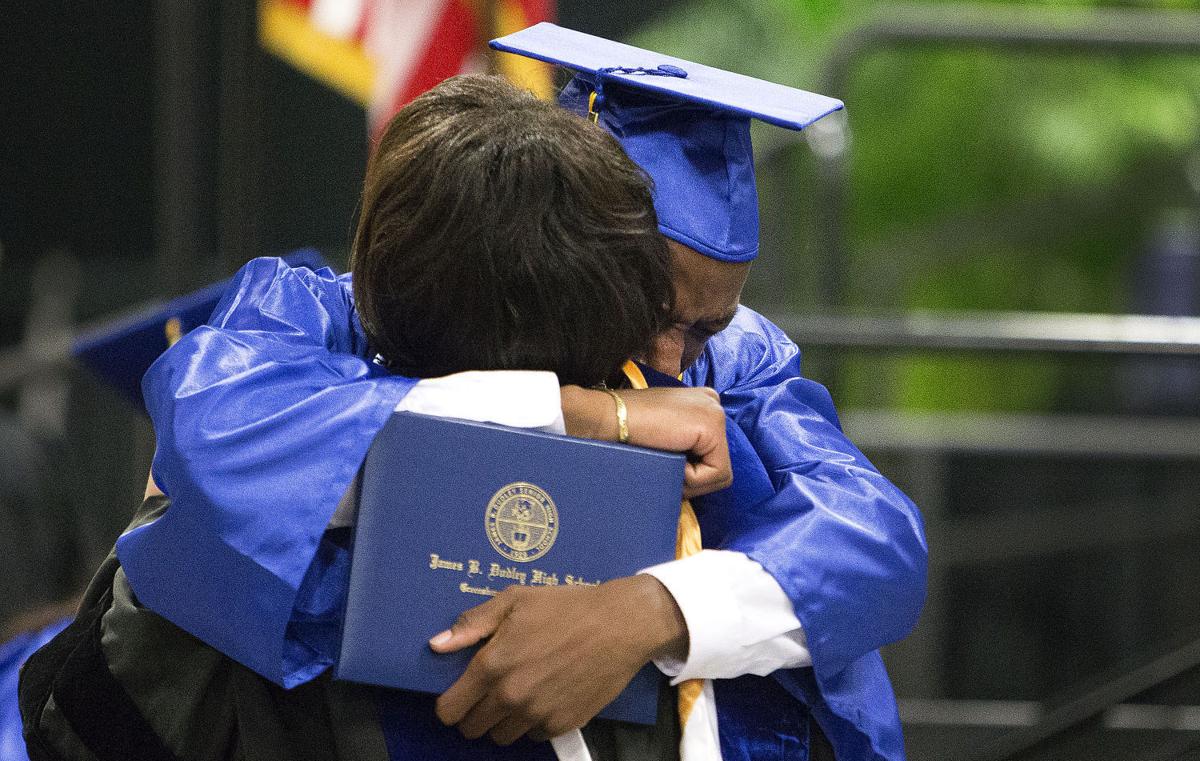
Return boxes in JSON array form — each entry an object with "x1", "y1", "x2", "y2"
[{"x1": 351, "y1": 74, "x2": 672, "y2": 388}]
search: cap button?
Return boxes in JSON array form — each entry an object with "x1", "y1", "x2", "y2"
[{"x1": 655, "y1": 64, "x2": 687, "y2": 78}]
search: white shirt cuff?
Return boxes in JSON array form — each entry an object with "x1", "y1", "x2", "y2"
[
  {"x1": 640, "y1": 549, "x2": 811, "y2": 683},
  {"x1": 395, "y1": 370, "x2": 565, "y2": 434}
]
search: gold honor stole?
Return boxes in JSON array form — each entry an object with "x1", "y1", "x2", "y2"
[{"x1": 620, "y1": 361, "x2": 708, "y2": 747}]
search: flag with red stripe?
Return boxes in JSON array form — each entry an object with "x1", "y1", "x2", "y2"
[{"x1": 259, "y1": 0, "x2": 556, "y2": 136}]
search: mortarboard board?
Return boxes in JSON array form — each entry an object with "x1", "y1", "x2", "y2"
[
  {"x1": 490, "y1": 23, "x2": 844, "y2": 263},
  {"x1": 72, "y1": 249, "x2": 330, "y2": 410}
]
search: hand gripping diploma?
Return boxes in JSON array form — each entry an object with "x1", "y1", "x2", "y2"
[
  {"x1": 431, "y1": 576, "x2": 687, "y2": 745},
  {"x1": 429, "y1": 385, "x2": 730, "y2": 745}
]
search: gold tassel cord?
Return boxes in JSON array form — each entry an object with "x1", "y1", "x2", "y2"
[{"x1": 619, "y1": 360, "x2": 705, "y2": 733}]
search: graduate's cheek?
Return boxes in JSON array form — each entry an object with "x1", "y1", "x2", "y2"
[
  {"x1": 680, "y1": 330, "x2": 711, "y2": 374},
  {"x1": 645, "y1": 327, "x2": 686, "y2": 377}
]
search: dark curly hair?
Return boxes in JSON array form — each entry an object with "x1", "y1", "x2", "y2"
[{"x1": 352, "y1": 74, "x2": 672, "y2": 388}]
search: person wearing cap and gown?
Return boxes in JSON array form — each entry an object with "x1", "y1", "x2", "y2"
[
  {"x1": 40, "y1": 28, "x2": 925, "y2": 761},
  {"x1": 478, "y1": 27, "x2": 925, "y2": 761}
]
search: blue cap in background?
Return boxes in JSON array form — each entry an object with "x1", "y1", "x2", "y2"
[{"x1": 72, "y1": 249, "x2": 329, "y2": 410}]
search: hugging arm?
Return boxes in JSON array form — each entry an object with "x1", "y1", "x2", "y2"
[
  {"x1": 693, "y1": 306, "x2": 928, "y2": 682},
  {"x1": 126, "y1": 258, "x2": 742, "y2": 693},
  {"x1": 119, "y1": 258, "x2": 418, "y2": 685}
]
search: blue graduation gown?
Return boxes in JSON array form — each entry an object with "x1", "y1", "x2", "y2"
[
  {"x1": 119, "y1": 259, "x2": 417, "y2": 686},
  {"x1": 118, "y1": 257, "x2": 926, "y2": 760}
]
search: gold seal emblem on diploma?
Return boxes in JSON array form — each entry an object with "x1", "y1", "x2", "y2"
[{"x1": 485, "y1": 482, "x2": 559, "y2": 563}]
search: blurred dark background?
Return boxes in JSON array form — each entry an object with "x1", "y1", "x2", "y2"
[{"x1": 3, "y1": 1, "x2": 1200, "y2": 759}]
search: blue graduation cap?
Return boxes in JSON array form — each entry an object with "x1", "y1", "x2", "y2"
[
  {"x1": 72, "y1": 249, "x2": 330, "y2": 410},
  {"x1": 489, "y1": 23, "x2": 844, "y2": 263}
]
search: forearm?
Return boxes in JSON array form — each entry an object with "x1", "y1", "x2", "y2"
[
  {"x1": 725, "y1": 464, "x2": 927, "y2": 679},
  {"x1": 721, "y1": 376, "x2": 927, "y2": 676},
  {"x1": 690, "y1": 306, "x2": 928, "y2": 678},
  {"x1": 121, "y1": 258, "x2": 417, "y2": 685},
  {"x1": 560, "y1": 385, "x2": 620, "y2": 440},
  {"x1": 562, "y1": 383, "x2": 733, "y2": 498}
]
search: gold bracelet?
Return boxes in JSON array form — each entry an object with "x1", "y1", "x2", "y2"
[{"x1": 600, "y1": 388, "x2": 629, "y2": 444}]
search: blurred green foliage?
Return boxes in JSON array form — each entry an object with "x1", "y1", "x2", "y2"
[{"x1": 633, "y1": 0, "x2": 1200, "y2": 411}]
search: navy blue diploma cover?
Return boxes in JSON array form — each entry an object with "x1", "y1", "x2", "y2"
[{"x1": 336, "y1": 412, "x2": 686, "y2": 725}]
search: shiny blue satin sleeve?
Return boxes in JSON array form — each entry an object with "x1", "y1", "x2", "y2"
[
  {"x1": 116, "y1": 258, "x2": 418, "y2": 686},
  {"x1": 686, "y1": 306, "x2": 927, "y2": 682}
]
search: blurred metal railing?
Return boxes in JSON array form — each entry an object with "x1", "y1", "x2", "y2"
[
  {"x1": 769, "y1": 311, "x2": 1200, "y2": 356},
  {"x1": 810, "y1": 4, "x2": 1200, "y2": 312},
  {"x1": 838, "y1": 409, "x2": 1200, "y2": 460},
  {"x1": 4, "y1": 252, "x2": 78, "y2": 440},
  {"x1": 967, "y1": 632, "x2": 1200, "y2": 761},
  {"x1": 5, "y1": 307, "x2": 1200, "y2": 394},
  {"x1": 0, "y1": 347, "x2": 66, "y2": 396},
  {"x1": 802, "y1": 8, "x2": 1200, "y2": 759}
]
